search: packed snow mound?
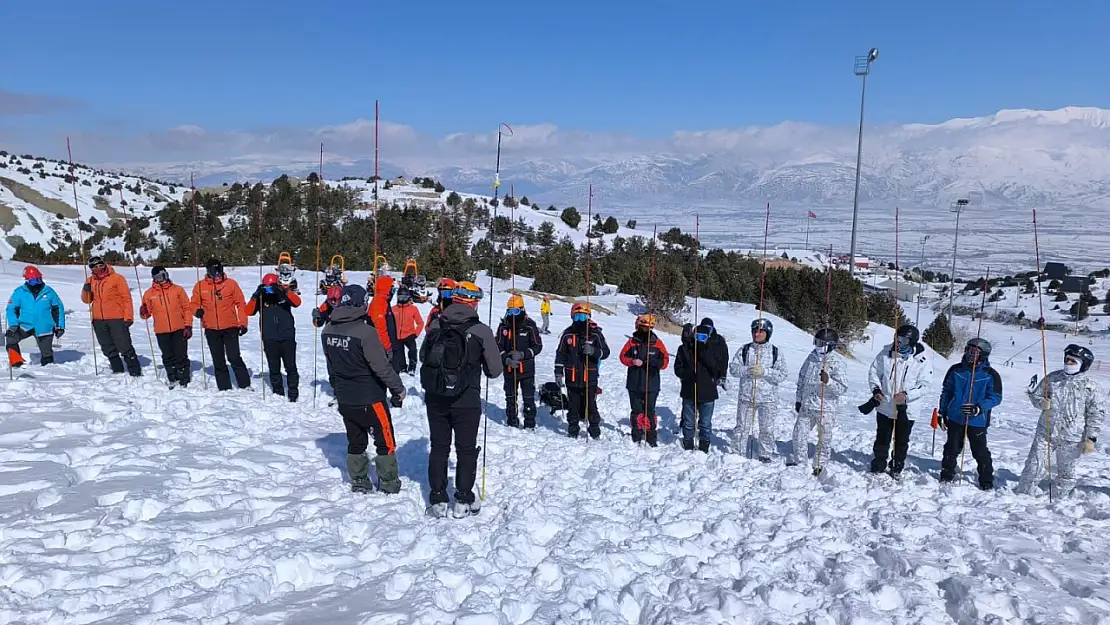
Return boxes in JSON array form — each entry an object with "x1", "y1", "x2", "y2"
[{"x1": 1, "y1": 262, "x2": 1109, "y2": 624}]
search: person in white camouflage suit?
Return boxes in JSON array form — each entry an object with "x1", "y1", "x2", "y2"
[
  {"x1": 790, "y1": 328, "x2": 849, "y2": 476},
  {"x1": 1016, "y1": 344, "x2": 1106, "y2": 498},
  {"x1": 730, "y1": 318, "x2": 789, "y2": 462}
]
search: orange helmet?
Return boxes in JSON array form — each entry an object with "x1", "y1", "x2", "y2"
[
  {"x1": 437, "y1": 277, "x2": 456, "y2": 291},
  {"x1": 571, "y1": 302, "x2": 591, "y2": 318},
  {"x1": 452, "y1": 281, "x2": 484, "y2": 304},
  {"x1": 635, "y1": 314, "x2": 656, "y2": 330},
  {"x1": 507, "y1": 294, "x2": 525, "y2": 309}
]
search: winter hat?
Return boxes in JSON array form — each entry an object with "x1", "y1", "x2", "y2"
[
  {"x1": 700, "y1": 317, "x2": 714, "y2": 329},
  {"x1": 681, "y1": 323, "x2": 695, "y2": 343},
  {"x1": 338, "y1": 285, "x2": 368, "y2": 309}
]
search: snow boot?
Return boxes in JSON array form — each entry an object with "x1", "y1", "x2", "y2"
[
  {"x1": 507, "y1": 415, "x2": 520, "y2": 428},
  {"x1": 374, "y1": 454, "x2": 401, "y2": 494},
  {"x1": 271, "y1": 382, "x2": 286, "y2": 397},
  {"x1": 406, "y1": 364, "x2": 417, "y2": 375},
  {"x1": 681, "y1": 438, "x2": 694, "y2": 451},
  {"x1": 759, "y1": 456, "x2": 772, "y2": 464},
  {"x1": 813, "y1": 467, "x2": 824, "y2": 478},
  {"x1": 645, "y1": 428, "x2": 658, "y2": 448},
  {"x1": 39, "y1": 354, "x2": 53, "y2": 366},
  {"x1": 426, "y1": 503, "x2": 449, "y2": 518},
  {"x1": 698, "y1": 439, "x2": 710, "y2": 453},
  {"x1": 108, "y1": 356, "x2": 125, "y2": 374},
  {"x1": 452, "y1": 499, "x2": 481, "y2": 519},
  {"x1": 7, "y1": 347, "x2": 24, "y2": 368},
  {"x1": 347, "y1": 454, "x2": 374, "y2": 493},
  {"x1": 785, "y1": 461, "x2": 799, "y2": 467},
  {"x1": 287, "y1": 387, "x2": 299, "y2": 403},
  {"x1": 124, "y1": 355, "x2": 142, "y2": 377}
]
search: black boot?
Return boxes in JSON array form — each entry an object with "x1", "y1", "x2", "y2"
[
  {"x1": 681, "y1": 438, "x2": 694, "y2": 451},
  {"x1": 124, "y1": 355, "x2": 142, "y2": 377},
  {"x1": 288, "y1": 387, "x2": 298, "y2": 402},
  {"x1": 698, "y1": 439, "x2": 710, "y2": 453},
  {"x1": 39, "y1": 355, "x2": 53, "y2": 366},
  {"x1": 645, "y1": 428, "x2": 658, "y2": 448},
  {"x1": 109, "y1": 356, "x2": 125, "y2": 374}
]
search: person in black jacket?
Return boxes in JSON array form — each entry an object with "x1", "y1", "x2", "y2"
[
  {"x1": 419, "y1": 281, "x2": 502, "y2": 519},
  {"x1": 674, "y1": 317, "x2": 729, "y2": 452},
  {"x1": 322, "y1": 285, "x2": 406, "y2": 495},
  {"x1": 619, "y1": 314, "x2": 670, "y2": 446},
  {"x1": 247, "y1": 273, "x2": 302, "y2": 401},
  {"x1": 554, "y1": 302, "x2": 611, "y2": 439},
  {"x1": 496, "y1": 294, "x2": 543, "y2": 429}
]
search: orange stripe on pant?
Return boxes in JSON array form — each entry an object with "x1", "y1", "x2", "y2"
[{"x1": 371, "y1": 402, "x2": 396, "y2": 454}]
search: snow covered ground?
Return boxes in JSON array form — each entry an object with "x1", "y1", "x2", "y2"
[{"x1": 2, "y1": 262, "x2": 1110, "y2": 624}]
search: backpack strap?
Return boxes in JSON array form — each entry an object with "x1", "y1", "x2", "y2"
[{"x1": 743, "y1": 343, "x2": 777, "y2": 367}]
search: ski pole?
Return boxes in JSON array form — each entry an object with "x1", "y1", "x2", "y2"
[
  {"x1": 888, "y1": 207, "x2": 902, "y2": 472},
  {"x1": 67, "y1": 138, "x2": 99, "y2": 376},
  {"x1": 1032, "y1": 210, "x2": 1054, "y2": 503},
  {"x1": 257, "y1": 200, "x2": 266, "y2": 401},
  {"x1": 747, "y1": 203, "x2": 771, "y2": 459},
  {"x1": 693, "y1": 215, "x2": 701, "y2": 446},
  {"x1": 959, "y1": 268, "x2": 990, "y2": 484},
  {"x1": 191, "y1": 173, "x2": 209, "y2": 389},
  {"x1": 313, "y1": 143, "x2": 323, "y2": 408},
  {"x1": 815, "y1": 245, "x2": 833, "y2": 476},
  {"x1": 132, "y1": 261, "x2": 160, "y2": 380}
]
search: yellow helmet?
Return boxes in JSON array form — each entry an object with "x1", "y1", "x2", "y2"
[
  {"x1": 571, "y1": 302, "x2": 591, "y2": 318},
  {"x1": 507, "y1": 294, "x2": 525, "y2": 310}
]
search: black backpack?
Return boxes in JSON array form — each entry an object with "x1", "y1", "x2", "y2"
[{"x1": 421, "y1": 320, "x2": 477, "y2": 397}]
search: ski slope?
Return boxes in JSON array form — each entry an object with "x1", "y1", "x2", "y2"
[{"x1": 1, "y1": 262, "x2": 1109, "y2": 624}]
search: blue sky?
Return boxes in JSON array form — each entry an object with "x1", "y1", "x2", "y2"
[{"x1": 1, "y1": 0, "x2": 1106, "y2": 162}]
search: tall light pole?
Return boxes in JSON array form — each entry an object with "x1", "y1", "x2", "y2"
[
  {"x1": 947, "y1": 197, "x2": 971, "y2": 325},
  {"x1": 848, "y1": 47, "x2": 879, "y2": 279},
  {"x1": 915, "y1": 234, "x2": 930, "y2": 328}
]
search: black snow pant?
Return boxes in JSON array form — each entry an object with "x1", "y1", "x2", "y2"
[
  {"x1": 205, "y1": 328, "x2": 250, "y2": 390},
  {"x1": 338, "y1": 402, "x2": 397, "y2": 456},
  {"x1": 940, "y1": 424, "x2": 994, "y2": 488},
  {"x1": 92, "y1": 319, "x2": 140, "y2": 375},
  {"x1": 629, "y1": 391, "x2": 659, "y2": 445},
  {"x1": 264, "y1": 339, "x2": 299, "y2": 398},
  {"x1": 426, "y1": 400, "x2": 481, "y2": 505},
  {"x1": 155, "y1": 330, "x2": 190, "y2": 385},
  {"x1": 871, "y1": 412, "x2": 915, "y2": 474},
  {"x1": 567, "y1": 386, "x2": 601, "y2": 439},
  {"x1": 394, "y1": 336, "x2": 418, "y2": 373},
  {"x1": 504, "y1": 373, "x2": 537, "y2": 427},
  {"x1": 6, "y1": 327, "x2": 54, "y2": 364}
]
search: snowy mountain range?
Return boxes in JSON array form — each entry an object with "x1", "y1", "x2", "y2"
[{"x1": 108, "y1": 107, "x2": 1110, "y2": 210}]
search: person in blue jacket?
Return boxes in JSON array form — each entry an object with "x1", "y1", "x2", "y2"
[
  {"x1": 937, "y1": 338, "x2": 1002, "y2": 489},
  {"x1": 5, "y1": 265, "x2": 66, "y2": 367}
]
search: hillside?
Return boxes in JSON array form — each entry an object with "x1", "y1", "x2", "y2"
[{"x1": 0, "y1": 261, "x2": 1108, "y2": 623}]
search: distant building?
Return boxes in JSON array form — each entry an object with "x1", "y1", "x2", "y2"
[
  {"x1": 1043, "y1": 262, "x2": 1069, "y2": 281},
  {"x1": 875, "y1": 279, "x2": 923, "y2": 303},
  {"x1": 1060, "y1": 276, "x2": 1091, "y2": 294}
]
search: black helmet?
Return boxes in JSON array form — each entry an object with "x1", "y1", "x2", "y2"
[
  {"x1": 814, "y1": 328, "x2": 839, "y2": 352},
  {"x1": 1064, "y1": 344, "x2": 1094, "y2": 374},
  {"x1": 896, "y1": 324, "x2": 920, "y2": 345},
  {"x1": 151, "y1": 265, "x2": 170, "y2": 283},
  {"x1": 205, "y1": 258, "x2": 224, "y2": 279},
  {"x1": 964, "y1": 338, "x2": 992, "y2": 363},
  {"x1": 751, "y1": 318, "x2": 773, "y2": 341}
]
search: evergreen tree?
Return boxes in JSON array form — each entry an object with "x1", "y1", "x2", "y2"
[
  {"x1": 560, "y1": 206, "x2": 581, "y2": 229},
  {"x1": 923, "y1": 312, "x2": 955, "y2": 357}
]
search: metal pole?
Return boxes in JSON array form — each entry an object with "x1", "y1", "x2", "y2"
[
  {"x1": 848, "y1": 74, "x2": 868, "y2": 278},
  {"x1": 915, "y1": 235, "x2": 929, "y2": 327},
  {"x1": 948, "y1": 208, "x2": 962, "y2": 325}
]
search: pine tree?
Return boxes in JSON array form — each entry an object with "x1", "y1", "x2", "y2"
[
  {"x1": 923, "y1": 312, "x2": 955, "y2": 357},
  {"x1": 560, "y1": 206, "x2": 581, "y2": 229}
]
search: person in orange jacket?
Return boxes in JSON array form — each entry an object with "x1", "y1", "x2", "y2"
[
  {"x1": 80, "y1": 256, "x2": 142, "y2": 376},
  {"x1": 619, "y1": 314, "x2": 670, "y2": 446},
  {"x1": 140, "y1": 265, "x2": 192, "y2": 387},
  {"x1": 392, "y1": 286, "x2": 425, "y2": 374},
  {"x1": 369, "y1": 274, "x2": 398, "y2": 364},
  {"x1": 190, "y1": 258, "x2": 251, "y2": 390}
]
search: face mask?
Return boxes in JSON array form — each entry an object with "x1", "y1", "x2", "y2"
[
  {"x1": 572, "y1": 313, "x2": 588, "y2": 323},
  {"x1": 91, "y1": 265, "x2": 108, "y2": 278},
  {"x1": 1065, "y1": 361, "x2": 1082, "y2": 375}
]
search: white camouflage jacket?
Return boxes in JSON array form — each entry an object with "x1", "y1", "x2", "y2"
[
  {"x1": 868, "y1": 343, "x2": 933, "y2": 421},
  {"x1": 1027, "y1": 370, "x2": 1106, "y2": 443},
  {"x1": 796, "y1": 348, "x2": 849, "y2": 412},
  {"x1": 729, "y1": 342, "x2": 788, "y2": 405}
]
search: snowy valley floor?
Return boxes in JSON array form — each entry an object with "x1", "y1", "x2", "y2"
[{"x1": 2, "y1": 266, "x2": 1110, "y2": 624}]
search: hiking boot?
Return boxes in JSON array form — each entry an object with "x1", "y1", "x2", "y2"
[
  {"x1": 452, "y1": 499, "x2": 481, "y2": 518},
  {"x1": 698, "y1": 439, "x2": 710, "y2": 453},
  {"x1": 39, "y1": 355, "x2": 53, "y2": 366},
  {"x1": 681, "y1": 438, "x2": 694, "y2": 451},
  {"x1": 645, "y1": 430, "x2": 658, "y2": 448},
  {"x1": 374, "y1": 454, "x2": 401, "y2": 494},
  {"x1": 759, "y1": 457, "x2": 772, "y2": 464},
  {"x1": 507, "y1": 416, "x2": 520, "y2": 428},
  {"x1": 109, "y1": 356, "x2": 125, "y2": 374},
  {"x1": 287, "y1": 388, "x2": 299, "y2": 403},
  {"x1": 568, "y1": 426, "x2": 580, "y2": 438},
  {"x1": 426, "y1": 502, "x2": 449, "y2": 518}
]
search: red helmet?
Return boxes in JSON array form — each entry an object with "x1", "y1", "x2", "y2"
[
  {"x1": 326, "y1": 285, "x2": 344, "y2": 306},
  {"x1": 22, "y1": 266, "x2": 42, "y2": 281},
  {"x1": 262, "y1": 273, "x2": 279, "y2": 286}
]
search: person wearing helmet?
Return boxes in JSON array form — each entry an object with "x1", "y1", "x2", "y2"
[
  {"x1": 392, "y1": 287, "x2": 425, "y2": 375},
  {"x1": 674, "y1": 318, "x2": 729, "y2": 452},
  {"x1": 313, "y1": 285, "x2": 344, "y2": 328},
  {"x1": 789, "y1": 328, "x2": 848, "y2": 475},
  {"x1": 140, "y1": 266, "x2": 192, "y2": 387},
  {"x1": 318, "y1": 264, "x2": 346, "y2": 295},
  {"x1": 554, "y1": 301, "x2": 611, "y2": 439},
  {"x1": 190, "y1": 258, "x2": 250, "y2": 390},
  {"x1": 81, "y1": 256, "x2": 141, "y2": 376},
  {"x1": 426, "y1": 277, "x2": 456, "y2": 327},
  {"x1": 276, "y1": 262, "x2": 299, "y2": 295},
  {"x1": 866, "y1": 323, "x2": 933, "y2": 477},
  {"x1": 419, "y1": 281, "x2": 502, "y2": 518},
  {"x1": 539, "y1": 295, "x2": 552, "y2": 335},
  {"x1": 619, "y1": 314, "x2": 670, "y2": 446},
  {"x1": 5, "y1": 265, "x2": 65, "y2": 367},
  {"x1": 1016, "y1": 344, "x2": 1107, "y2": 498},
  {"x1": 937, "y1": 338, "x2": 1003, "y2": 489},
  {"x1": 246, "y1": 273, "x2": 303, "y2": 401},
  {"x1": 369, "y1": 275, "x2": 398, "y2": 367},
  {"x1": 729, "y1": 318, "x2": 789, "y2": 461},
  {"x1": 322, "y1": 285, "x2": 406, "y2": 495},
  {"x1": 496, "y1": 294, "x2": 543, "y2": 429}
]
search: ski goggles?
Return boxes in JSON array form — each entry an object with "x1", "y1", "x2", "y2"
[
  {"x1": 152, "y1": 269, "x2": 170, "y2": 283},
  {"x1": 506, "y1": 307, "x2": 522, "y2": 316},
  {"x1": 452, "y1": 285, "x2": 483, "y2": 302},
  {"x1": 572, "y1": 312, "x2": 589, "y2": 322},
  {"x1": 814, "y1": 338, "x2": 837, "y2": 349},
  {"x1": 25, "y1": 278, "x2": 43, "y2": 287},
  {"x1": 695, "y1": 331, "x2": 710, "y2": 342}
]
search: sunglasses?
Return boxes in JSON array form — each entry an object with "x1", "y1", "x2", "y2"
[{"x1": 507, "y1": 307, "x2": 522, "y2": 316}]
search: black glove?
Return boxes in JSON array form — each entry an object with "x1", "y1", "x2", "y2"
[
  {"x1": 125, "y1": 320, "x2": 133, "y2": 328},
  {"x1": 960, "y1": 403, "x2": 981, "y2": 418},
  {"x1": 794, "y1": 402, "x2": 801, "y2": 413},
  {"x1": 194, "y1": 308, "x2": 205, "y2": 319},
  {"x1": 4, "y1": 327, "x2": 16, "y2": 339},
  {"x1": 82, "y1": 283, "x2": 92, "y2": 294},
  {"x1": 581, "y1": 343, "x2": 597, "y2": 357},
  {"x1": 390, "y1": 393, "x2": 404, "y2": 408},
  {"x1": 238, "y1": 326, "x2": 248, "y2": 336},
  {"x1": 872, "y1": 388, "x2": 884, "y2": 402},
  {"x1": 311, "y1": 308, "x2": 324, "y2": 326}
]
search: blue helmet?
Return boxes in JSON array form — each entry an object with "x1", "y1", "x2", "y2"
[
  {"x1": 751, "y1": 318, "x2": 773, "y2": 341},
  {"x1": 338, "y1": 285, "x2": 368, "y2": 309}
]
